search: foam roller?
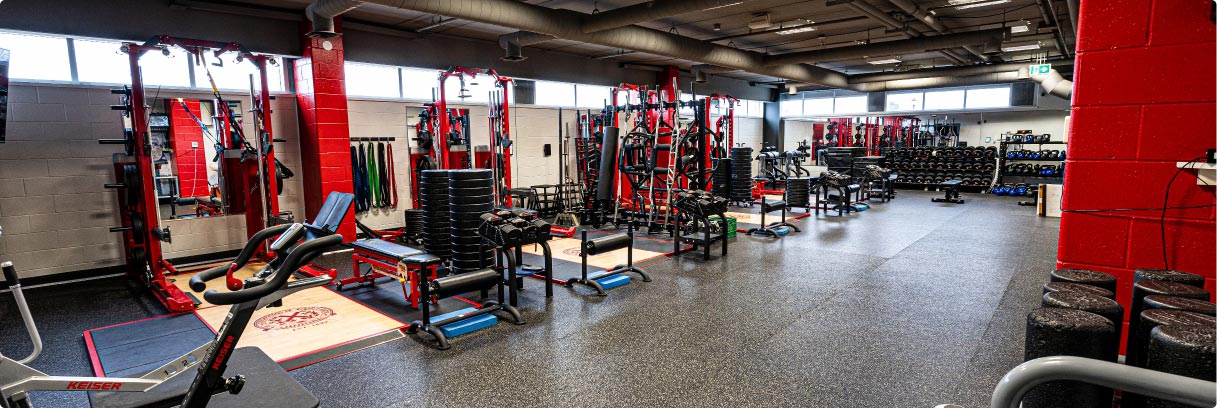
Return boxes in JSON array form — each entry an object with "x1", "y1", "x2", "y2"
[
  {"x1": 1042, "y1": 291, "x2": 1124, "y2": 342},
  {"x1": 1049, "y1": 269, "x2": 1117, "y2": 293},
  {"x1": 584, "y1": 233, "x2": 630, "y2": 256},
  {"x1": 429, "y1": 269, "x2": 500, "y2": 298},
  {"x1": 1022, "y1": 307, "x2": 1117, "y2": 408},
  {"x1": 1041, "y1": 282, "x2": 1114, "y2": 299},
  {"x1": 1128, "y1": 281, "x2": 1210, "y2": 368},
  {"x1": 1143, "y1": 295, "x2": 1216, "y2": 316},
  {"x1": 1134, "y1": 268, "x2": 1206, "y2": 289},
  {"x1": 1144, "y1": 324, "x2": 1217, "y2": 408}
]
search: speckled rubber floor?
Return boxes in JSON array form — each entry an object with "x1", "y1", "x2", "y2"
[{"x1": 0, "y1": 190, "x2": 1057, "y2": 407}]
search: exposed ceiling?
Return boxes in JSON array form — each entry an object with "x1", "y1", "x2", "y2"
[{"x1": 228, "y1": 0, "x2": 1075, "y2": 87}]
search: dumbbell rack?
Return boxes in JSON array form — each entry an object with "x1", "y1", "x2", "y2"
[
  {"x1": 996, "y1": 140, "x2": 1067, "y2": 197},
  {"x1": 888, "y1": 146, "x2": 998, "y2": 192}
]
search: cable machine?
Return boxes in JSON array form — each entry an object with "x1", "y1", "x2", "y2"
[{"x1": 102, "y1": 36, "x2": 283, "y2": 312}]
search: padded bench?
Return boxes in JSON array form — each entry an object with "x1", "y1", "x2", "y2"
[
  {"x1": 337, "y1": 238, "x2": 429, "y2": 307},
  {"x1": 931, "y1": 180, "x2": 965, "y2": 204}
]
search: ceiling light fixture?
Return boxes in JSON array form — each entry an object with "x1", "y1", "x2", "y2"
[
  {"x1": 1001, "y1": 42, "x2": 1042, "y2": 52},
  {"x1": 776, "y1": 26, "x2": 817, "y2": 35},
  {"x1": 955, "y1": 0, "x2": 1011, "y2": 9},
  {"x1": 1009, "y1": 23, "x2": 1030, "y2": 33},
  {"x1": 867, "y1": 58, "x2": 902, "y2": 65}
]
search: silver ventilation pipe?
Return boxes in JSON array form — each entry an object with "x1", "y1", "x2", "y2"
[
  {"x1": 885, "y1": 0, "x2": 992, "y2": 62},
  {"x1": 305, "y1": 0, "x2": 364, "y2": 38},
  {"x1": 838, "y1": 0, "x2": 969, "y2": 65},
  {"x1": 1021, "y1": 66, "x2": 1073, "y2": 99},
  {"x1": 497, "y1": 31, "x2": 558, "y2": 61},
  {"x1": 582, "y1": 0, "x2": 754, "y2": 33},
  {"x1": 357, "y1": 0, "x2": 850, "y2": 87},
  {"x1": 765, "y1": 29, "x2": 1005, "y2": 66},
  {"x1": 849, "y1": 71, "x2": 1025, "y2": 92}
]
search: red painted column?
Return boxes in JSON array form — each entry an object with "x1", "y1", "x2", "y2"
[
  {"x1": 294, "y1": 30, "x2": 355, "y2": 242},
  {"x1": 1057, "y1": 0, "x2": 1216, "y2": 342},
  {"x1": 167, "y1": 99, "x2": 209, "y2": 198}
]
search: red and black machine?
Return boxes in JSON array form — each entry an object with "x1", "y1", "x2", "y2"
[
  {"x1": 102, "y1": 36, "x2": 285, "y2": 312},
  {"x1": 408, "y1": 66, "x2": 514, "y2": 207}
]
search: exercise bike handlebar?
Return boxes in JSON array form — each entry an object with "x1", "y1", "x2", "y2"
[
  {"x1": 200, "y1": 234, "x2": 342, "y2": 305},
  {"x1": 190, "y1": 223, "x2": 293, "y2": 292}
]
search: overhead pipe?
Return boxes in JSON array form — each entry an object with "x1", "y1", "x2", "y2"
[
  {"x1": 1065, "y1": 0, "x2": 1079, "y2": 36},
  {"x1": 885, "y1": 0, "x2": 991, "y2": 62},
  {"x1": 838, "y1": 0, "x2": 969, "y2": 65},
  {"x1": 581, "y1": 0, "x2": 754, "y2": 33},
  {"x1": 1021, "y1": 66, "x2": 1072, "y2": 99},
  {"x1": 849, "y1": 71, "x2": 1026, "y2": 92},
  {"x1": 765, "y1": 28, "x2": 1005, "y2": 66},
  {"x1": 848, "y1": 60, "x2": 1072, "y2": 83},
  {"x1": 357, "y1": 0, "x2": 850, "y2": 87},
  {"x1": 497, "y1": 31, "x2": 558, "y2": 61},
  {"x1": 305, "y1": 0, "x2": 364, "y2": 38}
]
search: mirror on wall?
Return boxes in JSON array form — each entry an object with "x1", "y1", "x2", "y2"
[
  {"x1": 0, "y1": 47, "x2": 9, "y2": 144},
  {"x1": 149, "y1": 98, "x2": 245, "y2": 220}
]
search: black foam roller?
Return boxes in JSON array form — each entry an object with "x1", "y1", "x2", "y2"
[
  {"x1": 1022, "y1": 307, "x2": 1117, "y2": 408},
  {"x1": 1134, "y1": 268, "x2": 1206, "y2": 289},
  {"x1": 1143, "y1": 324, "x2": 1217, "y2": 408},
  {"x1": 1042, "y1": 282, "x2": 1115, "y2": 299},
  {"x1": 1050, "y1": 269, "x2": 1117, "y2": 293},
  {"x1": 429, "y1": 268, "x2": 499, "y2": 298},
  {"x1": 1041, "y1": 291, "x2": 1124, "y2": 342},
  {"x1": 1128, "y1": 281, "x2": 1210, "y2": 368},
  {"x1": 1143, "y1": 295, "x2": 1216, "y2": 316},
  {"x1": 584, "y1": 233, "x2": 630, "y2": 255},
  {"x1": 596, "y1": 126, "x2": 619, "y2": 202}
]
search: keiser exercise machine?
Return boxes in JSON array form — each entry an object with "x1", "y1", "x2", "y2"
[
  {"x1": 0, "y1": 225, "x2": 335, "y2": 408},
  {"x1": 407, "y1": 66, "x2": 514, "y2": 208},
  {"x1": 101, "y1": 36, "x2": 285, "y2": 312}
]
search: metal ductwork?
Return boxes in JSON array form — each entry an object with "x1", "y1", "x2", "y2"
[
  {"x1": 885, "y1": 0, "x2": 991, "y2": 62},
  {"x1": 765, "y1": 28, "x2": 1005, "y2": 66},
  {"x1": 305, "y1": 0, "x2": 363, "y2": 38},
  {"x1": 497, "y1": 31, "x2": 558, "y2": 61},
  {"x1": 357, "y1": 0, "x2": 849, "y2": 87},
  {"x1": 849, "y1": 71, "x2": 1025, "y2": 92},
  {"x1": 582, "y1": 0, "x2": 752, "y2": 33},
  {"x1": 849, "y1": 60, "x2": 1073, "y2": 83},
  {"x1": 1021, "y1": 66, "x2": 1073, "y2": 99},
  {"x1": 838, "y1": 0, "x2": 969, "y2": 65}
]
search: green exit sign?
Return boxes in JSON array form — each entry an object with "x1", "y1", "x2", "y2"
[{"x1": 1029, "y1": 64, "x2": 1052, "y2": 75}]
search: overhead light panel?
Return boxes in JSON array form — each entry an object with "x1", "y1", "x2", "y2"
[
  {"x1": 867, "y1": 58, "x2": 902, "y2": 65},
  {"x1": 1001, "y1": 42, "x2": 1042, "y2": 52},
  {"x1": 748, "y1": 13, "x2": 771, "y2": 30},
  {"x1": 1009, "y1": 22, "x2": 1031, "y2": 33},
  {"x1": 776, "y1": 26, "x2": 817, "y2": 35},
  {"x1": 955, "y1": 0, "x2": 1011, "y2": 9}
]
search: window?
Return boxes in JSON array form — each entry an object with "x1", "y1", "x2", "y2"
[
  {"x1": 803, "y1": 98, "x2": 833, "y2": 116},
  {"x1": 401, "y1": 67, "x2": 437, "y2": 101},
  {"x1": 833, "y1": 96, "x2": 867, "y2": 114},
  {"x1": 924, "y1": 89, "x2": 965, "y2": 110},
  {"x1": 742, "y1": 100, "x2": 764, "y2": 117},
  {"x1": 194, "y1": 54, "x2": 284, "y2": 93},
  {"x1": 575, "y1": 84, "x2": 611, "y2": 108},
  {"x1": 0, "y1": 31, "x2": 72, "y2": 81},
  {"x1": 534, "y1": 80, "x2": 575, "y2": 107},
  {"x1": 344, "y1": 62, "x2": 399, "y2": 99},
  {"x1": 678, "y1": 92, "x2": 695, "y2": 115},
  {"x1": 965, "y1": 86, "x2": 1011, "y2": 109},
  {"x1": 73, "y1": 38, "x2": 130, "y2": 84},
  {"x1": 886, "y1": 92, "x2": 922, "y2": 111},
  {"x1": 780, "y1": 99, "x2": 802, "y2": 116},
  {"x1": 139, "y1": 46, "x2": 191, "y2": 88},
  {"x1": 443, "y1": 72, "x2": 501, "y2": 103}
]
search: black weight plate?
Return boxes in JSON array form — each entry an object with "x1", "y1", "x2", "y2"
[
  {"x1": 450, "y1": 195, "x2": 494, "y2": 205},
  {"x1": 448, "y1": 169, "x2": 493, "y2": 180},
  {"x1": 448, "y1": 187, "x2": 494, "y2": 196}
]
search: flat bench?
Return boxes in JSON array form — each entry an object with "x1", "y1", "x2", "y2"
[
  {"x1": 336, "y1": 238, "x2": 429, "y2": 307},
  {"x1": 931, "y1": 180, "x2": 965, "y2": 204}
]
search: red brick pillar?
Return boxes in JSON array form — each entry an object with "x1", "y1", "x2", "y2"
[
  {"x1": 1058, "y1": 0, "x2": 1215, "y2": 337},
  {"x1": 294, "y1": 32, "x2": 355, "y2": 242}
]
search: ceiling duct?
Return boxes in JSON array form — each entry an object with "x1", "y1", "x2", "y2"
[
  {"x1": 582, "y1": 0, "x2": 754, "y2": 33},
  {"x1": 848, "y1": 71, "x2": 1026, "y2": 92},
  {"x1": 836, "y1": 0, "x2": 970, "y2": 65},
  {"x1": 358, "y1": 0, "x2": 849, "y2": 87},
  {"x1": 497, "y1": 31, "x2": 558, "y2": 61},
  {"x1": 765, "y1": 28, "x2": 1005, "y2": 66},
  {"x1": 884, "y1": 0, "x2": 991, "y2": 62},
  {"x1": 1021, "y1": 66, "x2": 1073, "y2": 99},
  {"x1": 305, "y1": 0, "x2": 364, "y2": 38}
]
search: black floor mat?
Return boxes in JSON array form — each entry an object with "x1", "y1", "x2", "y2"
[{"x1": 85, "y1": 313, "x2": 215, "y2": 378}]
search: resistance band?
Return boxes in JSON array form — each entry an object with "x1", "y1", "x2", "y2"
[
  {"x1": 386, "y1": 143, "x2": 397, "y2": 207},
  {"x1": 367, "y1": 143, "x2": 380, "y2": 209},
  {"x1": 352, "y1": 145, "x2": 367, "y2": 212}
]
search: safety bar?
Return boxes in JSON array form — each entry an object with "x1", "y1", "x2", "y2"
[
  {"x1": 991, "y1": 356, "x2": 1216, "y2": 408},
  {"x1": 3, "y1": 261, "x2": 44, "y2": 364}
]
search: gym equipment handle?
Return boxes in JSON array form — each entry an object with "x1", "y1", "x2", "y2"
[
  {"x1": 103, "y1": 183, "x2": 125, "y2": 189},
  {"x1": 202, "y1": 234, "x2": 342, "y2": 305},
  {"x1": 990, "y1": 356, "x2": 1216, "y2": 408},
  {"x1": 3, "y1": 261, "x2": 18, "y2": 287},
  {"x1": 188, "y1": 223, "x2": 295, "y2": 292},
  {"x1": 98, "y1": 139, "x2": 128, "y2": 145}
]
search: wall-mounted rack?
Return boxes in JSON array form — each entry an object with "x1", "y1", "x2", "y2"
[{"x1": 350, "y1": 137, "x2": 397, "y2": 142}]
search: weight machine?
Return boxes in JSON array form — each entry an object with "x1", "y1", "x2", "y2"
[
  {"x1": 101, "y1": 36, "x2": 285, "y2": 312},
  {"x1": 407, "y1": 66, "x2": 513, "y2": 208}
]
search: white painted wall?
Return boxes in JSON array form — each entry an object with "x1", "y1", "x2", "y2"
[{"x1": 914, "y1": 110, "x2": 1070, "y2": 148}]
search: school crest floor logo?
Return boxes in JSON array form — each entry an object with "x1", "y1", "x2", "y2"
[{"x1": 253, "y1": 306, "x2": 336, "y2": 331}]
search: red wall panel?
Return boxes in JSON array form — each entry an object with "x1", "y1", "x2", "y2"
[
  {"x1": 1058, "y1": 0, "x2": 1217, "y2": 322},
  {"x1": 167, "y1": 99, "x2": 210, "y2": 198}
]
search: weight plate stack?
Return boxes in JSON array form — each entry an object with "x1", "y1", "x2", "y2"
[
  {"x1": 449, "y1": 169, "x2": 495, "y2": 273},
  {"x1": 786, "y1": 177, "x2": 811, "y2": 207},
  {"x1": 420, "y1": 170, "x2": 453, "y2": 261},
  {"x1": 403, "y1": 208, "x2": 425, "y2": 245},
  {"x1": 712, "y1": 158, "x2": 731, "y2": 198},
  {"x1": 729, "y1": 147, "x2": 753, "y2": 202}
]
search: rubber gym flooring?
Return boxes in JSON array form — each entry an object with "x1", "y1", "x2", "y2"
[{"x1": 0, "y1": 190, "x2": 1059, "y2": 407}]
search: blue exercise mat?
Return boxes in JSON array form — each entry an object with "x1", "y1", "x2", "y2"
[{"x1": 85, "y1": 313, "x2": 215, "y2": 378}]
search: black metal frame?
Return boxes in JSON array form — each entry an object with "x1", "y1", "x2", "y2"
[
  {"x1": 403, "y1": 256, "x2": 524, "y2": 350},
  {"x1": 567, "y1": 224, "x2": 651, "y2": 296}
]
